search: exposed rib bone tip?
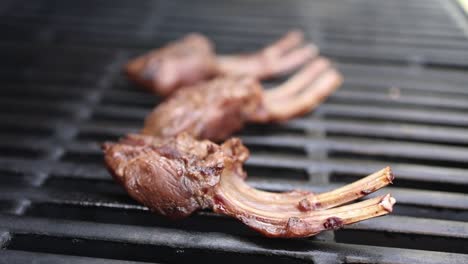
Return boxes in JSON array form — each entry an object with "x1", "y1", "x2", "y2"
[
  {"x1": 384, "y1": 166, "x2": 395, "y2": 184},
  {"x1": 380, "y1": 194, "x2": 396, "y2": 212}
]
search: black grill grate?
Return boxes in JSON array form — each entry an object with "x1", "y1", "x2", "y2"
[{"x1": 1, "y1": 0, "x2": 468, "y2": 263}]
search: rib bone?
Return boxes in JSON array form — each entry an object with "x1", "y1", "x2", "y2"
[
  {"x1": 217, "y1": 30, "x2": 318, "y2": 79},
  {"x1": 220, "y1": 166, "x2": 394, "y2": 213},
  {"x1": 261, "y1": 66, "x2": 343, "y2": 122}
]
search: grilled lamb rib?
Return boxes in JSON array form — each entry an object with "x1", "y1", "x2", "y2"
[
  {"x1": 103, "y1": 133, "x2": 396, "y2": 238},
  {"x1": 142, "y1": 58, "x2": 342, "y2": 141},
  {"x1": 125, "y1": 31, "x2": 317, "y2": 96}
]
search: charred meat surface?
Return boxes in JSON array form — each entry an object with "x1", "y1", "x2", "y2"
[
  {"x1": 103, "y1": 133, "x2": 227, "y2": 218},
  {"x1": 142, "y1": 58, "x2": 343, "y2": 141},
  {"x1": 103, "y1": 133, "x2": 396, "y2": 238},
  {"x1": 142, "y1": 76, "x2": 263, "y2": 141},
  {"x1": 125, "y1": 30, "x2": 317, "y2": 95}
]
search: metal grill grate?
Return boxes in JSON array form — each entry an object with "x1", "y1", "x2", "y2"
[{"x1": 1, "y1": 0, "x2": 468, "y2": 263}]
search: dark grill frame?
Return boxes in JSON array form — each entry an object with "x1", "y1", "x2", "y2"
[{"x1": 1, "y1": 0, "x2": 468, "y2": 263}]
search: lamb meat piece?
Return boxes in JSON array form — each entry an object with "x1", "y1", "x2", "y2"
[
  {"x1": 103, "y1": 133, "x2": 226, "y2": 218},
  {"x1": 142, "y1": 58, "x2": 343, "y2": 141},
  {"x1": 103, "y1": 133, "x2": 396, "y2": 238},
  {"x1": 125, "y1": 34, "x2": 218, "y2": 96},
  {"x1": 125, "y1": 30, "x2": 317, "y2": 96},
  {"x1": 142, "y1": 76, "x2": 263, "y2": 141}
]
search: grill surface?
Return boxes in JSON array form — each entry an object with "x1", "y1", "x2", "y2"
[{"x1": 1, "y1": 0, "x2": 468, "y2": 263}]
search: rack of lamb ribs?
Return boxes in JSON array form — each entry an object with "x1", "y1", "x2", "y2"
[
  {"x1": 105, "y1": 31, "x2": 395, "y2": 238},
  {"x1": 125, "y1": 30, "x2": 317, "y2": 96},
  {"x1": 103, "y1": 133, "x2": 395, "y2": 238}
]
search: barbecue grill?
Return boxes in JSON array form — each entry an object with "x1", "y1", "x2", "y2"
[{"x1": 1, "y1": 0, "x2": 468, "y2": 263}]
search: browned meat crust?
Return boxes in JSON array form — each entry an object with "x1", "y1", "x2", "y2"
[
  {"x1": 141, "y1": 76, "x2": 263, "y2": 141},
  {"x1": 125, "y1": 34, "x2": 218, "y2": 96}
]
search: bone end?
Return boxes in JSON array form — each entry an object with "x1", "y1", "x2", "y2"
[
  {"x1": 380, "y1": 194, "x2": 396, "y2": 213},
  {"x1": 384, "y1": 166, "x2": 395, "y2": 184}
]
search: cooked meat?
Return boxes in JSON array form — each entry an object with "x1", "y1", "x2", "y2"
[
  {"x1": 125, "y1": 30, "x2": 317, "y2": 96},
  {"x1": 103, "y1": 133, "x2": 396, "y2": 238},
  {"x1": 142, "y1": 58, "x2": 343, "y2": 141},
  {"x1": 125, "y1": 34, "x2": 218, "y2": 96},
  {"x1": 142, "y1": 76, "x2": 262, "y2": 141}
]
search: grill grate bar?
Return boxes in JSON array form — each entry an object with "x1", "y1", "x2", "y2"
[
  {"x1": 346, "y1": 215, "x2": 468, "y2": 239},
  {"x1": 6, "y1": 214, "x2": 468, "y2": 263},
  {"x1": 5, "y1": 1, "x2": 458, "y2": 26},
  {"x1": 1, "y1": 181, "x2": 466, "y2": 218},
  {"x1": 1, "y1": 0, "x2": 467, "y2": 67},
  {"x1": 330, "y1": 90, "x2": 468, "y2": 111},
  {"x1": 291, "y1": 119, "x2": 468, "y2": 146},
  {"x1": 55, "y1": 135, "x2": 468, "y2": 185},
  {"x1": 0, "y1": 250, "x2": 149, "y2": 264},
  {"x1": 158, "y1": 19, "x2": 467, "y2": 44},
  {"x1": 78, "y1": 99, "x2": 468, "y2": 129},
  {"x1": 241, "y1": 135, "x2": 468, "y2": 165},
  {"x1": 316, "y1": 104, "x2": 468, "y2": 127},
  {"x1": 1, "y1": 214, "x2": 468, "y2": 264},
  {"x1": 2, "y1": 143, "x2": 467, "y2": 189}
]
